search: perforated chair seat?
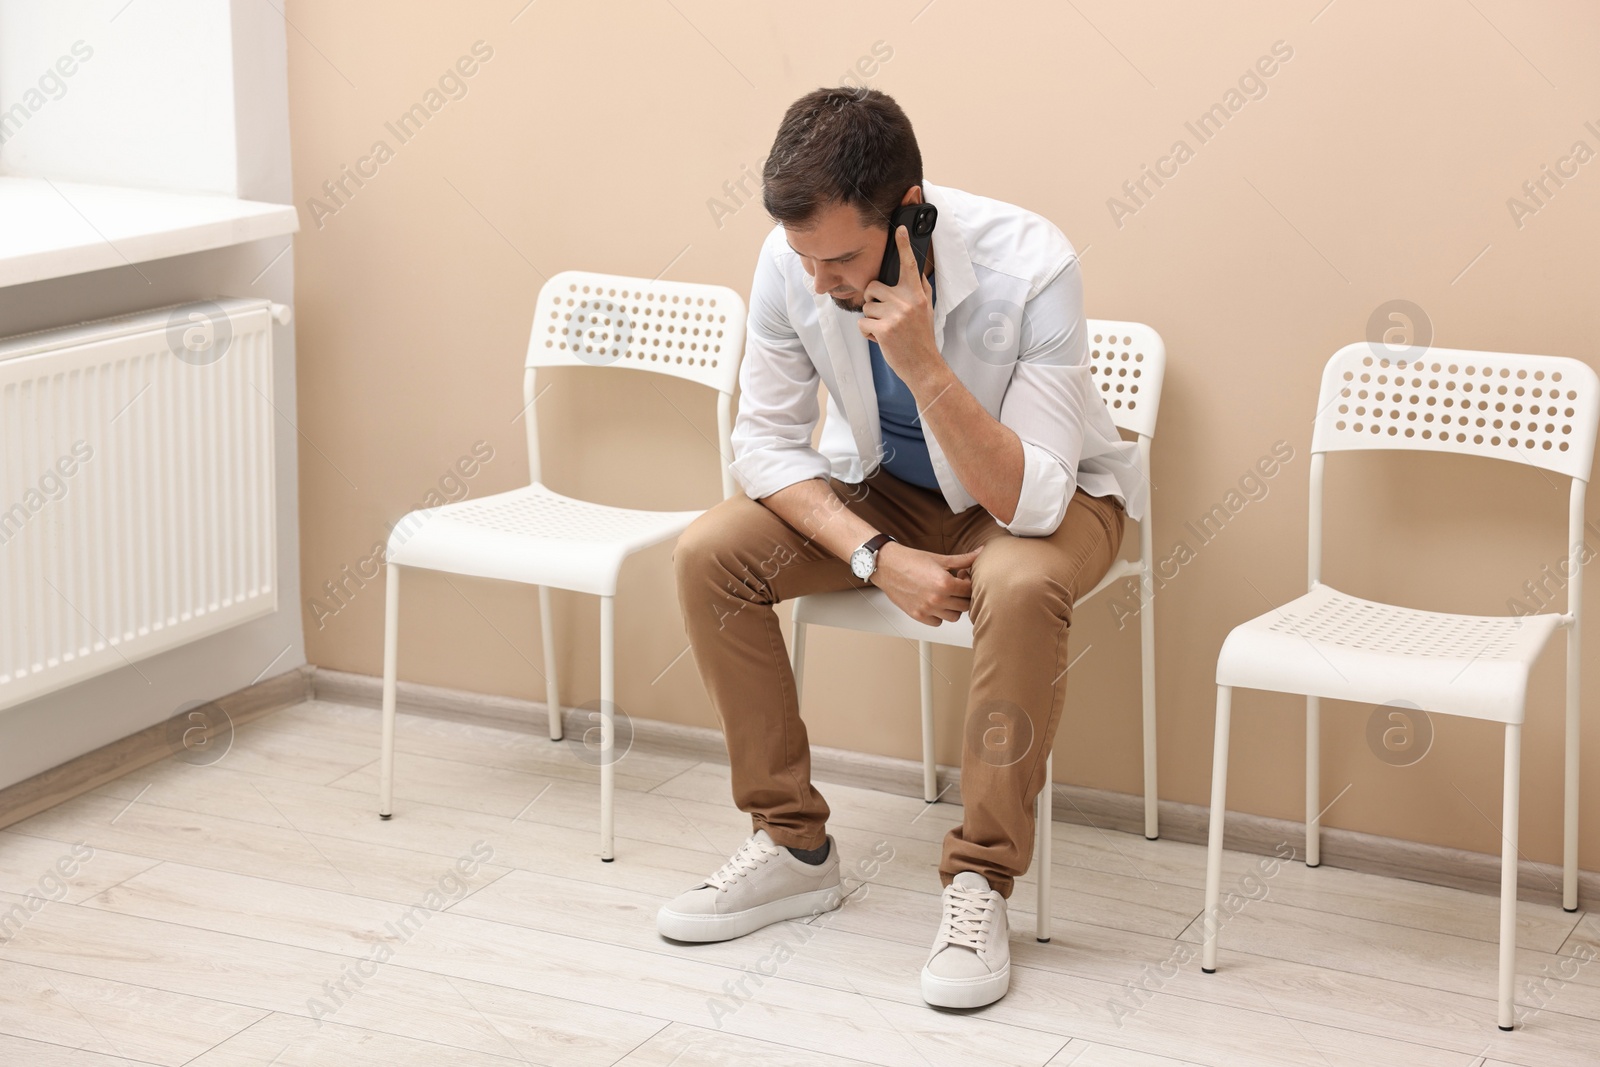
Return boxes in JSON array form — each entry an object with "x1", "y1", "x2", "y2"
[
  {"x1": 386, "y1": 484, "x2": 704, "y2": 598},
  {"x1": 1216, "y1": 582, "x2": 1564, "y2": 724}
]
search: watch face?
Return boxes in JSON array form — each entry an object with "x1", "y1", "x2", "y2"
[{"x1": 850, "y1": 547, "x2": 872, "y2": 579}]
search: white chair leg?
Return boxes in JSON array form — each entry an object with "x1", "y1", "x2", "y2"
[
  {"x1": 1306, "y1": 695, "x2": 1321, "y2": 868},
  {"x1": 379, "y1": 563, "x2": 401, "y2": 819},
  {"x1": 790, "y1": 616, "x2": 807, "y2": 711},
  {"x1": 599, "y1": 595, "x2": 616, "y2": 862},
  {"x1": 1564, "y1": 624, "x2": 1580, "y2": 912},
  {"x1": 538, "y1": 586, "x2": 562, "y2": 741},
  {"x1": 1202, "y1": 685, "x2": 1233, "y2": 973},
  {"x1": 1036, "y1": 751, "x2": 1053, "y2": 942},
  {"x1": 1498, "y1": 722, "x2": 1522, "y2": 1030},
  {"x1": 919, "y1": 641, "x2": 937, "y2": 803},
  {"x1": 1140, "y1": 571, "x2": 1158, "y2": 840}
]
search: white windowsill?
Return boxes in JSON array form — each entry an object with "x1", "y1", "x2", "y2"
[{"x1": 0, "y1": 177, "x2": 300, "y2": 288}]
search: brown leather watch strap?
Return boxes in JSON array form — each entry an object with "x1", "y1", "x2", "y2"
[{"x1": 860, "y1": 532, "x2": 896, "y2": 555}]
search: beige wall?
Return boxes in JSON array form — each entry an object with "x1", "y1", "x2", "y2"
[{"x1": 287, "y1": 0, "x2": 1600, "y2": 870}]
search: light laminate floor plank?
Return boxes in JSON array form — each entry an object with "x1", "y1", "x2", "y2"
[{"x1": 0, "y1": 955, "x2": 266, "y2": 1065}]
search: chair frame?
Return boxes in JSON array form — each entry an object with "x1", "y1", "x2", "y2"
[
  {"x1": 788, "y1": 318, "x2": 1167, "y2": 942},
  {"x1": 1200, "y1": 342, "x2": 1599, "y2": 1031},
  {"x1": 378, "y1": 271, "x2": 744, "y2": 862}
]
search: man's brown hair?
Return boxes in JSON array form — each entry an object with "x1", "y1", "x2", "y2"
[{"x1": 761, "y1": 87, "x2": 922, "y2": 232}]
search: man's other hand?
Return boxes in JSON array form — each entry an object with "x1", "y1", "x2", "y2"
[{"x1": 870, "y1": 542, "x2": 983, "y2": 626}]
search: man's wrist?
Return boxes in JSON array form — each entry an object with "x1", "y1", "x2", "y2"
[
  {"x1": 900, "y1": 342, "x2": 952, "y2": 396},
  {"x1": 867, "y1": 539, "x2": 899, "y2": 585}
]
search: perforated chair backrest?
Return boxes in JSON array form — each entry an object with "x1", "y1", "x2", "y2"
[
  {"x1": 527, "y1": 270, "x2": 745, "y2": 392},
  {"x1": 1305, "y1": 343, "x2": 1600, "y2": 611},
  {"x1": 1087, "y1": 319, "x2": 1165, "y2": 440},
  {"x1": 1311, "y1": 343, "x2": 1600, "y2": 481},
  {"x1": 522, "y1": 270, "x2": 749, "y2": 496}
]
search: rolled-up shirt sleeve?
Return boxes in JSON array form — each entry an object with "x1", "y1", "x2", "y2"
[
  {"x1": 727, "y1": 233, "x2": 833, "y2": 500},
  {"x1": 994, "y1": 257, "x2": 1094, "y2": 537}
]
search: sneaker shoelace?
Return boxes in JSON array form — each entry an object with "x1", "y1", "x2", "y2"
[
  {"x1": 937, "y1": 885, "x2": 996, "y2": 950},
  {"x1": 703, "y1": 835, "x2": 783, "y2": 892}
]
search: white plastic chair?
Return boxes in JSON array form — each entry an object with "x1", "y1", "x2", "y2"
[
  {"x1": 789, "y1": 319, "x2": 1166, "y2": 942},
  {"x1": 378, "y1": 271, "x2": 746, "y2": 861},
  {"x1": 1201, "y1": 343, "x2": 1600, "y2": 1031}
]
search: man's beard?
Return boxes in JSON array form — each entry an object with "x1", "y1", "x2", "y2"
[{"x1": 831, "y1": 292, "x2": 865, "y2": 313}]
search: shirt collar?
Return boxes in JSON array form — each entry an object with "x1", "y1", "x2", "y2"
[{"x1": 918, "y1": 179, "x2": 976, "y2": 335}]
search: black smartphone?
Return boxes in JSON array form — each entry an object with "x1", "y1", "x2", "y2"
[{"x1": 876, "y1": 202, "x2": 937, "y2": 288}]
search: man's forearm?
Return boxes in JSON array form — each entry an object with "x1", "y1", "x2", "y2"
[
  {"x1": 757, "y1": 477, "x2": 881, "y2": 562},
  {"x1": 904, "y1": 360, "x2": 1025, "y2": 526}
]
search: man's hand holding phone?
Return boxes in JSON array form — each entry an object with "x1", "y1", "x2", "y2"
[{"x1": 858, "y1": 223, "x2": 938, "y2": 383}]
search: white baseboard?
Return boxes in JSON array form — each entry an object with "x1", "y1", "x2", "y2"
[{"x1": 313, "y1": 665, "x2": 1594, "y2": 912}]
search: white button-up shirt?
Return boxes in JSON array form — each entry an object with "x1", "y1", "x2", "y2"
[{"x1": 728, "y1": 178, "x2": 1148, "y2": 537}]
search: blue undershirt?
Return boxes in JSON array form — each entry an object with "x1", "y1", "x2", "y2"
[{"x1": 868, "y1": 271, "x2": 940, "y2": 490}]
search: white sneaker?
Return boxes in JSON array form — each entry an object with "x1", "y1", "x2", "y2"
[
  {"x1": 921, "y1": 871, "x2": 1011, "y2": 1008},
  {"x1": 657, "y1": 828, "x2": 843, "y2": 942}
]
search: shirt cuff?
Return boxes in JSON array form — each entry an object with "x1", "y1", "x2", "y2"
[
  {"x1": 994, "y1": 438, "x2": 1074, "y2": 537},
  {"x1": 728, "y1": 444, "x2": 833, "y2": 500}
]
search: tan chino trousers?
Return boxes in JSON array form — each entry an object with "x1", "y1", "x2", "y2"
[{"x1": 672, "y1": 465, "x2": 1125, "y2": 899}]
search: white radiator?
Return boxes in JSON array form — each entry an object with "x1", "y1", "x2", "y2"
[{"x1": 0, "y1": 298, "x2": 289, "y2": 712}]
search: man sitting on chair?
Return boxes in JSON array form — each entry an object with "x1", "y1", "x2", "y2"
[{"x1": 658, "y1": 86, "x2": 1147, "y2": 1010}]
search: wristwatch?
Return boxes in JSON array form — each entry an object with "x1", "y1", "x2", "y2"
[{"x1": 850, "y1": 533, "x2": 896, "y2": 582}]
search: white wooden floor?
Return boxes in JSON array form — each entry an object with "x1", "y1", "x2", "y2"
[{"x1": 0, "y1": 698, "x2": 1594, "y2": 1066}]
